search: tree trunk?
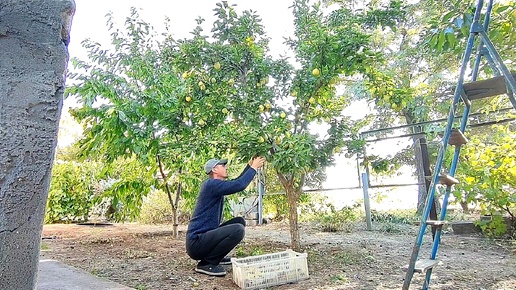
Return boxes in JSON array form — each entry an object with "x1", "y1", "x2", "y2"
[
  {"x1": 413, "y1": 137, "x2": 427, "y2": 213},
  {"x1": 417, "y1": 136, "x2": 439, "y2": 239},
  {"x1": 157, "y1": 155, "x2": 181, "y2": 238},
  {"x1": 460, "y1": 200, "x2": 469, "y2": 213},
  {"x1": 172, "y1": 181, "x2": 182, "y2": 238},
  {"x1": 0, "y1": 1, "x2": 75, "y2": 289},
  {"x1": 417, "y1": 137, "x2": 433, "y2": 213},
  {"x1": 276, "y1": 172, "x2": 301, "y2": 251},
  {"x1": 286, "y1": 186, "x2": 301, "y2": 251}
]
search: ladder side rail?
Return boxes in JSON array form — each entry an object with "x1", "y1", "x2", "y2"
[
  {"x1": 481, "y1": 47, "x2": 501, "y2": 77},
  {"x1": 424, "y1": 186, "x2": 452, "y2": 288},
  {"x1": 428, "y1": 0, "x2": 485, "y2": 206},
  {"x1": 417, "y1": 2, "x2": 487, "y2": 289},
  {"x1": 431, "y1": 104, "x2": 471, "y2": 257},
  {"x1": 403, "y1": 151, "x2": 447, "y2": 289},
  {"x1": 431, "y1": 1, "x2": 485, "y2": 193},
  {"x1": 448, "y1": 106, "x2": 471, "y2": 178},
  {"x1": 403, "y1": 114, "x2": 462, "y2": 289},
  {"x1": 471, "y1": 0, "x2": 495, "y2": 81},
  {"x1": 402, "y1": 182, "x2": 433, "y2": 289},
  {"x1": 425, "y1": 104, "x2": 472, "y2": 288},
  {"x1": 403, "y1": 95, "x2": 466, "y2": 290},
  {"x1": 482, "y1": 0, "x2": 495, "y2": 35},
  {"x1": 438, "y1": 2, "x2": 486, "y2": 247},
  {"x1": 403, "y1": 188, "x2": 434, "y2": 289},
  {"x1": 257, "y1": 169, "x2": 265, "y2": 225},
  {"x1": 478, "y1": 30, "x2": 516, "y2": 108},
  {"x1": 505, "y1": 85, "x2": 516, "y2": 110},
  {"x1": 479, "y1": 30, "x2": 516, "y2": 91}
]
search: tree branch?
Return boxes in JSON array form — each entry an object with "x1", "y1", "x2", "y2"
[{"x1": 157, "y1": 154, "x2": 175, "y2": 210}]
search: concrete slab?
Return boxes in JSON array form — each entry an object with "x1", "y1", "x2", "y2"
[{"x1": 36, "y1": 260, "x2": 133, "y2": 290}]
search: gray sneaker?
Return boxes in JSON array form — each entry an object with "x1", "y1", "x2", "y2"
[{"x1": 195, "y1": 264, "x2": 227, "y2": 276}]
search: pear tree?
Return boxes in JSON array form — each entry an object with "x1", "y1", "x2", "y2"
[{"x1": 164, "y1": 0, "x2": 392, "y2": 249}]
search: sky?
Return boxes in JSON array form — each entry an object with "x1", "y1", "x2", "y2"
[
  {"x1": 64, "y1": 0, "x2": 419, "y2": 209},
  {"x1": 69, "y1": 0, "x2": 295, "y2": 61},
  {"x1": 61, "y1": 0, "x2": 297, "y2": 147}
]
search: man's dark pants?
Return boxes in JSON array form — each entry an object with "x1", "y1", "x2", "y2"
[{"x1": 186, "y1": 217, "x2": 245, "y2": 265}]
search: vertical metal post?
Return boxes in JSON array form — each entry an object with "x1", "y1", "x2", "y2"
[
  {"x1": 257, "y1": 169, "x2": 265, "y2": 225},
  {"x1": 358, "y1": 132, "x2": 367, "y2": 188},
  {"x1": 361, "y1": 173, "x2": 372, "y2": 231},
  {"x1": 356, "y1": 155, "x2": 362, "y2": 188}
]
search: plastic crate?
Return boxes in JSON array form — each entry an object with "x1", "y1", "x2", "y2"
[{"x1": 231, "y1": 249, "x2": 309, "y2": 289}]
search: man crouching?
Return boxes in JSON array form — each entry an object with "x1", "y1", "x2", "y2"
[{"x1": 185, "y1": 156, "x2": 266, "y2": 276}]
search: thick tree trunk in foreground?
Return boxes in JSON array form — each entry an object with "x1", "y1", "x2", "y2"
[{"x1": 0, "y1": 1, "x2": 74, "y2": 289}]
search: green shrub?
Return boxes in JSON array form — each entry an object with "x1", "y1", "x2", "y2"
[
  {"x1": 295, "y1": 193, "x2": 361, "y2": 232},
  {"x1": 370, "y1": 209, "x2": 416, "y2": 224},
  {"x1": 452, "y1": 126, "x2": 516, "y2": 238},
  {"x1": 477, "y1": 215, "x2": 516, "y2": 238},
  {"x1": 377, "y1": 222, "x2": 405, "y2": 233},
  {"x1": 263, "y1": 193, "x2": 290, "y2": 221},
  {"x1": 45, "y1": 161, "x2": 100, "y2": 223},
  {"x1": 313, "y1": 204, "x2": 360, "y2": 232},
  {"x1": 46, "y1": 154, "x2": 154, "y2": 224},
  {"x1": 138, "y1": 190, "x2": 174, "y2": 224}
]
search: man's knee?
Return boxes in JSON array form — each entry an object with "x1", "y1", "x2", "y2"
[
  {"x1": 236, "y1": 216, "x2": 246, "y2": 226},
  {"x1": 232, "y1": 223, "x2": 245, "y2": 241}
]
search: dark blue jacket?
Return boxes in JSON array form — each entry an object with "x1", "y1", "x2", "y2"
[{"x1": 186, "y1": 165, "x2": 256, "y2": 240}]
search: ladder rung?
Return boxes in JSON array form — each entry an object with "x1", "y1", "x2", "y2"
[
  {"x1": 463, "y1": 72, "x2": 516, "y2": 100},
  {"x1": 414, "y1": 259, "x2": 439, "y2": 273},
  {"x1": 426, "y1": 220, "x2": 448, "y2": 227},
  {"x1": 438, "y1": 174, "x2": 459, "y2": 186},
  {"x1": 448, "y1": 129, "x2": 468, "y2": 146},
  {"x1": 425, "y1": 174, "x2": 460, "y2": 186},
  {"x1": 403, "y1": 259, "x2": 439, "y2": 274}
]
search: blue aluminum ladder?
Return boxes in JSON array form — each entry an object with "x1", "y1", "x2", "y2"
[{"x1": 403, "y1": 0, "x2": 516, "y2": 289}]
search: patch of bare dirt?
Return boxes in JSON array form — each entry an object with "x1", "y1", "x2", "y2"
[{"x1": 40, "y1": 222, "x2": 516, "y2": 290}]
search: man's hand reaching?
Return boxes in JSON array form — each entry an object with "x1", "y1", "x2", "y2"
[{"x1": 249, "y1": 156, "x2": 266, "y2": 170}]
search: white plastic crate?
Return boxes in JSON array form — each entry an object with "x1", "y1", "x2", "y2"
[{"x1": 231, "y1": 249, "x2": 309, "y2": 290}]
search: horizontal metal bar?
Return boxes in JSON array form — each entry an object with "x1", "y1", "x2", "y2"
[
  {"x1": 303, "y1": 186, "x2": 362, "y2": 192},
  {"x1": 370, "y1": 183, "x2": 423, "y2": 188},
  {"x1": 365, "y1": 132, "x2": 426, "y2": 143},
  {"x1": 360, "y1": 108, "x2": 514, "y2": 137},
  {"x1": 468, "y1": 118, "x2": 515, "y2": 128},
  {"x1": 303, "y1": 183, "x2": 424, "y2": 193}
]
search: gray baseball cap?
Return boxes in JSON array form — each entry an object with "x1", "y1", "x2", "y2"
[{"x1": 204, "y1": 158, "x2": 228, "y2": 174}]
